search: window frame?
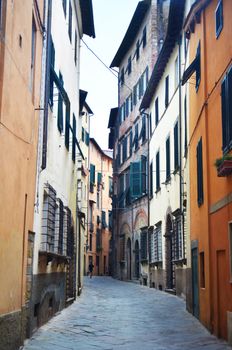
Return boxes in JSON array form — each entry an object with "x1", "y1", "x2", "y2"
[{"x1": 215, "y1": 0, "x2": 223, "y2": 39}]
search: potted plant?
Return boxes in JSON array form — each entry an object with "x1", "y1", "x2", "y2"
[{"x1": 215, "y1": 154, "x2": 232, "y2": 177}]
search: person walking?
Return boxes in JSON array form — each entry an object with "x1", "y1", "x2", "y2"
[{"x1": 88, "y1": 261, "x2": 94, "y2": 278}]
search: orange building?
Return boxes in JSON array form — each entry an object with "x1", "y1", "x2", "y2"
[
  {"x1": 183, "y1": 0, "x2": 232, "y2": 343},
  {"x1": 0, "y1": 0, "x2": 44, "y2": 348},
  {"x1": 87, "y1": 139, "x2": 113, "y2": 276}
]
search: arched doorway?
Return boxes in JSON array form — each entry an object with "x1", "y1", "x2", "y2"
[
  {"x1": 134, "y1": 240, "x2": 140, "y2": 279},
  {"x1": 165, "y1": 214, "x2": 175, "y2": 290},
  {"x1": 126, "y1": 238, "x2": 132, "y2": 280}
]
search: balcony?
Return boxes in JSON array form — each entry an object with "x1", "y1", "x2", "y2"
[{"x1": 216, "y1": 159, "x2": 232, "y2": 177}]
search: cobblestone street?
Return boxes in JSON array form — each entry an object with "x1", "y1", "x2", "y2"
[{"x1": 23, "y1": 277, "x2": 231, "y2": 350}]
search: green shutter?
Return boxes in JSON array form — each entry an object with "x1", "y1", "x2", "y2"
[
  {"x1": 85, "y1": 131, "x2": 89, "y2": 146},
  {"x1": 130, "y1": 162, "x2": 141, "y2": 198},
  {"x1": 65, "y1": 103, "x2": 70, "y2": 150},
  {"x1": 97, "y1": 172, "x2": 102, "y2": 184},
  {"x1": 90, "y1": 164, "x2": 95, "y2": 184},
  {"x1": 174, "y1": 121, "x2": 179, "y2": 170},
  {"x1": 72, "y1": 114, "x2": 76, "y2": 162},
  {"x1": 57, "y1": 73, "x2": 64, "y2": 133}
]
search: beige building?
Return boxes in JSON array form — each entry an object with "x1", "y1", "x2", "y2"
[
  {"x1": 0, "y1": 0, "x2": 44, "y2": 349},
  {"x1": 87, "y1": 138, "x2": 113, "y2": 276}
]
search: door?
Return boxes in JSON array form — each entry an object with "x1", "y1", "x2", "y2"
[
  {"x1": 192, "y1": 248, "x2": 199, "y2": 318},
  {"x1": 217, "y1": 250, "x2": 227, "y2": 339},
  {"x1": 134, "y1": 240, "x2": 140, "y2": 279},
  {"x1": 126, "y1": 238, "x2": 131, "y2": 280}
]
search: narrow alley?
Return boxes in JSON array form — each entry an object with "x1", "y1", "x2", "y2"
[{"x1": 23, "y1": 278, "x2": 231, "y2": 350}]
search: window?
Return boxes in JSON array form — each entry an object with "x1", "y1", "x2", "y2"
[
  {"x1": 122, "y1": 137, "x2": 127, "y2": 162},
  {"x1": 141, "y1": 156, "x2": 147, "y2": 194},
  {"x1": 96, "y1": 229, "x2": 101, "y2": 251},
  {"x1": 30, "y1": 17, "x2": 36, "y2": 93},
  {"x1": 196, "y1": 137, "x2": 204, "y2": 206},
  {"x1": 215, "y1": 0, "x2": 223, "y2": 38},
  {"x1": 130, "y1": 162, "x2": 141, "y2": 199},
  {"x1": 68, "y1": 0, "x2": 72, "y2": 42},
  {"x1": 128, "y1": 56, "x2": 132, "y2": 75},
  {"x1": 140, "y1": 229, "x2": 148, "y2": 261},
  {"x1": 195, "y1": 43, "x2": 201, "y2": 90},
  {"x1": 74, "y1": 30, "x2": 77, "y2": 65},
  {"x1": 82, "y1": 127, "x2": 85, "y2": 142},
  {"x1": 200, "y1": 252, "x2": 205, "y2": 288},
  {"x1": 108, "y1": 211, "x2": 112, "y2": 230},
  {"x1": 85, "y1": 131, "x2": 89, "y2": 146},
  {"x1": 102, "y1": 211, "x2": 107, "y2": 229},
  {"x1": 41, "y1": 184, "x2": 56, "y2": 253},
  {"x1": 97, "y1": 192, "x2": 99, "y2": 208},
  {"x1": 120, "y1": 68, "x2": 124, "y2": 86},
  {"x1": 166, "y1": 136, "x2": 171, "y2": 181},
  {"x1": 184, "y1": 95, "x2": 188, "y2": 156},
  {"x1": 134, "y1": 124, "x2": 139, "y2": 150},
  {"x1": 54, "y1": 199, "x2": 64, "y2": 255},
  {"x1": 150, "y1": 162, "x2": 153, "y2": 197},
  {"x1": 57, "y1": 72, "x2": 64, "y2": 133},
  {"x1": 175, "y1": 56, "x2": 179, "y2": 89},
  {"x1": 174, "y1": 121, "x2": 179, "y2": 170},
  {"x1": 109, "y1": 177, "x2": 113, "y2": 197},
  {"x1": 155, "y1": 97, "x2": 159, "y2": 126},
  {"x1": 129, "y1": 93, "x2": 133, "y2": 112},
  {"x1": 65, "y1": 104, "x2": 70, "y2": 150},
  {"x1": 139, "y1": 115, "x2": 146, "y2": 143},
  {"x1": 89, "y1": 233, "x2": 92, "y2": 251},
  {"x1": 165, "y1": 76, "x2": 169, "y2": 108},
  {"x1": 136, "y1": 40, "x2": 140, "y2": 60},
  {"x1": 125, "y1": 97, "x2": 129, "y2": 118},
  {"x1": 90, "y1": 164, "x2": 95, "y2": 184},
  {"x1": 117, "y1": 143, "x2": 121, "y2": 166},
  {"x1": 72, "y1": 114, "x2": 76, "y2": 162},
  {"x1": 129, "y1": 130, "x2": 133, "y2": 157},
  {"x1": 120, "y1": 235, "x2": 125, "y2": 261},
  {"x1": 221, "y1": 67, "x2": 232, "y2": 153},
  {"x1": 156, "y1": 151, "x2": 160, "y2": 192},
  {"x1": 142, "y1": 27, "x2": 147, "y2": 48},
  {"x1": 62, "y1": 0, "x2": 67, "y2": 17},
  {"x1": 149, "y1": 224, "x2": 162, "y2": 263}
]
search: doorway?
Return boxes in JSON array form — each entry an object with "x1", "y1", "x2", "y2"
[
  {"x1": 165, "y1": 214, "x2": 175, "y2": 289},
  {"x1": 192, "y1": 247, "x2": 199, "y2": 318},
  {"x1": 134, "y1": 240, "x2": 140, "y2": 279},
  {"x1": 217, "y1": 250, "x2": 227, "y2": 339},
  {"x1": 126, "y1": 238, "x2": 132, "y2": 280}
]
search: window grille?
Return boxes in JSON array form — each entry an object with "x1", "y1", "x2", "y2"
[
  {"x1": 41, "y1": 184, "x2": 56, "y2": 252},
  {"x1": 54, "y1": 199, "x2": 64, "y2": 255}
]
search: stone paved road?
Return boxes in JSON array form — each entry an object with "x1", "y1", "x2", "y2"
[{"x1": 23, "y1": 277, "x2": 231, "y2": 350}]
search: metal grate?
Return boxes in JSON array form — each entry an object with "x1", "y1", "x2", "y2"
[{"x1": 54, "y1": 199, "x2": 64, "y2": 255}]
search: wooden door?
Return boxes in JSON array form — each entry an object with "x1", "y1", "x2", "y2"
[{"x1": 192, "y1": 248, "x2": 199, "y2": 318}]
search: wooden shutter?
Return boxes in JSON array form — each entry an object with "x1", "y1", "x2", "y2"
[
  {"x1": 141, "y1": 156, "x2": 147, "y2": 194},
  {"x1": 166, "y1": 137, "x2": 170, "y2": 180},
  {"x1": 65, "y1": 103, "x2": 70, "y2": 150},
  {"x1": 129, "y1": 130, "x2": 133, "y2": 156},
  {"x1": 196, "y1": 42, "x2": 201, "y2": 90},
  {"x1": 142, "y1": 27, "x2": 147, "y2": 48},
  {"x1": 72, "y1": 114, "x2": 76, "y2": 162},
  {"x1": 197, "y1": 138, "x2": 204, "y2": 206},
  {"x1": 155, "y1": 97, "x2": 159, "y2": 126},
  {"x1": 57, "y1": 79, "x2": 64, "y2": 133},
  {"x1": 227, "y1": 67, "x2": 232, "y2": 148},
  {"x1": 165, "y1": 76, "x2": 169, "y2": 107},
  {"x1": 97, "y1": 172, "x2": 102, "y2": 184},
  {"x1": 68, "y1": 0, "x2": 72, "y2": 42},
  {"x1": 90, "y1": 164, "x2": 95, "y2": 184},
  {"x1": 174, "y1": 121, "x2": 179, "y2": 170},
  {"x1": 184, "y1": 95, "x2": 187, "y2": 154},
  {"x1": 156, "y1": 151, "x2": 160, "y2": 191},
  {"x1": 130, "y1": 162, "x2": 141, "y2": 198},
  {"x1": 221, "y1": 77, "x2": 227, "y2": 152},
  {"x1": 150, "y1": 162, "x2": 153, "y2": 197}
]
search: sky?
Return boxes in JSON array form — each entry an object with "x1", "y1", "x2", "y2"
[{"x1": 80, "y1": 0, "x2": 140, "y2": 151}]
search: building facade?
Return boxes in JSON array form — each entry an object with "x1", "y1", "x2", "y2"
[
  {"x1": 30, "y1": 0, "x2": 95, "y2": 336},
  {"x1": 182, "y1": 0, "x2": 232, "y2": 343},
  {"x1": 87, "y1": 138, "x2": 113, "y2": 276},
  {"x1": 109, "y1": 0, "x2": 170, "y2": 284},
  {"x1": 140, "y1": 0, "x2": 191, "y2": 297},
  {"x1": 0, "y1": 1, "x2": 44, "y2": 349}
]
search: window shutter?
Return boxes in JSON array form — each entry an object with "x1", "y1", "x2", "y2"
[
  {"x1": 227, "y1": 67, "x2": 232, "y2": 148},
  {"x1": 129, "y1": 130, "x2": 133, "y2": 156},
  {"x1": 155, "y1": 97, "x2": 159, "y2": 126},
  {"x1": 140, "y1": 229, "x2": 148, "y2": 261},
  {"x1": 85, "y1": 131, "x2": 89, "y2": 146},
  {"x1": 90, "y1": 164, "x2": 95, "y2": 184},
  {"x1": 68, "y1": 0, "x2": 72, "y2": 42},
  {"x1": 174, "y1": 121, "x2": 179, "y2": 170},
  {"x1": 133, "y1": 85, "x2": 137, "y2": 106},
  {"x1": 184, "y1": 96, "x2": 187, "y2": 154},
  {"x1": 134, "y1": 124, "x2": 139, "y2": 150},
  {"x1": 156, "y1": 151, "x2": 160, "y2": 191},
  {"x1": 117, "y1": 143, "x2": 121, "y2": 166},
  {"x1": 57, "y1": 84, "x2": 63, "y2": 133},
  {"x1": 165, "y1": 76, "x2": 169, "y2": 107},
  {"x1": 65, "y1": 103, "x2": 70, "y2": 150},
  {"x1": 142, "y1": 27, "x2": 147, "y2": 48},
  {"x1": 166, "y1": 137, "x2": 170, "y2": 180},
  {"x1": 221, "y1": 77, "x2": 227, "y2": 152},
  {"x1": 97, "y1": 172, "x2": 102, "y2": 184},
  {"x1": 141, "y1": 155, "x2": 147, "y2": 194},
  {"x1": 196, "y1": 42, "x2": 201, "y2": 90},
  {"x1": 72, "y1": 114, "x2": 76, "y2": 162},
  {"x1": 197, "y1": 138, "x2": 204, "y2": 206},
  {"x1": 130, "y1": 162, "x2": 141, "y2": 198},
  {"x1": 150, "y1": 162, "x2": 153, "y2": 197}
]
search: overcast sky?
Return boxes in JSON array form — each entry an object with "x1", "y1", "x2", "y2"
[{"x1": 80, "y1": 0, "x2": 139, "y2": 151}]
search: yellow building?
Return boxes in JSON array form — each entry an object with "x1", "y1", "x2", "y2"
[
  {"x1": 0, "y1": 0, "x2": 44, "y2": 348},
  {"x1": 87, "y1": 139, "x2": 113, "y2": 276}
]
